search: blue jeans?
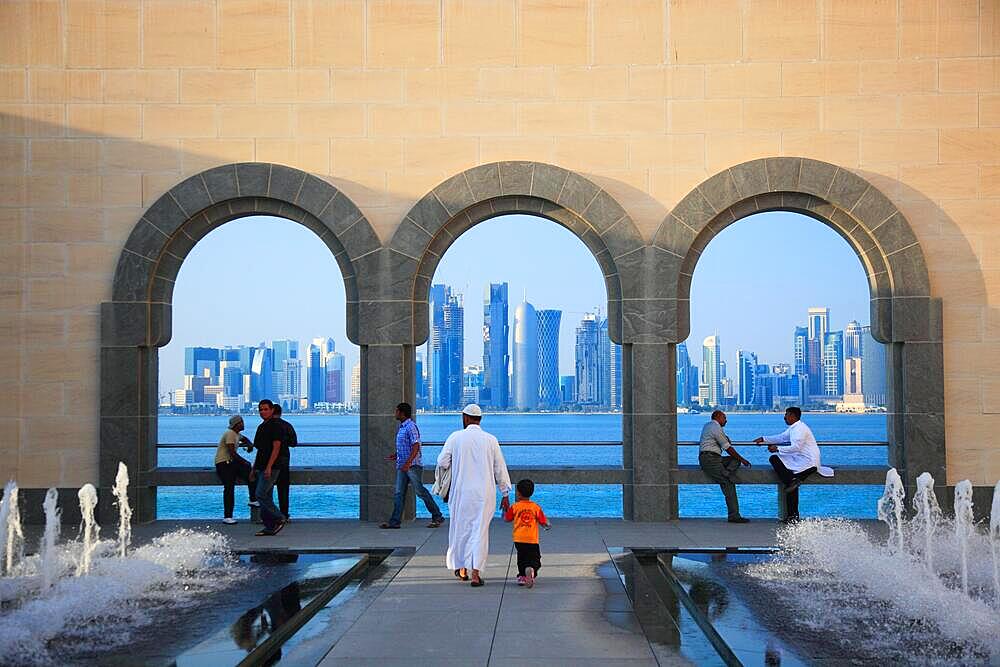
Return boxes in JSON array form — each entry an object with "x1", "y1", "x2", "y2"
[
  {"x1": 254, "y1": 466, "x2": 286, "y2": 531},
  {"x1": 388, "y1": 465, "x2": 442, "y2": 526}
]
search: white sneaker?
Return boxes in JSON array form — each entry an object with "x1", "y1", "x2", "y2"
[{"x1": 223, "y1": 517, "x2": 237, "y2": 524}]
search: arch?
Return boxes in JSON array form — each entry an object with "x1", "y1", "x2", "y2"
[
  {"x1": 100, "y1": 163, "x2": 376, "y2": 522},
  {"x1": 384, "y1": 162, "x2": 647, "y2": 345}
]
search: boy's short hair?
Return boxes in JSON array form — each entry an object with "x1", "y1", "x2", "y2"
[{"x1": 516, "y1": 479, "x2": 534, "y2": 498}]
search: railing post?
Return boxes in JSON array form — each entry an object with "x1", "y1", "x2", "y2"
[{"x1": 776, "y1": 484, "x2": 788, "y2": 520}]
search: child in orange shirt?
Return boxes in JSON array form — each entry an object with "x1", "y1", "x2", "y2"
[{"x1": 502, "y1": 478, "x2": 550, "y2": 588}]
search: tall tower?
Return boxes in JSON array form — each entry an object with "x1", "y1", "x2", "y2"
[
  {"x1": 442, "y1": 290, "x2": 465, "y2": 409},
  {"x1": 676, "y1": 342, "x2": 691, "y2": 407},
  {"x1": 792, "y1": 326, "x2": 809, "y2": 379},
  {"x1": 512, "y1": 301, "x2": 539, "y2": 410},
  {"x1": 324, "y1": 351, "x2": 345, "y2": 404},
  {"x1": 862, "y1": 325, "x2": 887, "y2": 407},
  {"x1": 574, "y1": 314, "x2": 601, "y2": 405},
  {"x1": 702, "y1": 335, "x2": 722, "y2": 408},
  {"x1": 482, "y1": 282, "x2": 510, "y2": 410},
  {"x1": 823, "y1": 330, "x2": 844, "y2": 395},
  {"x1": 536, "y1": 309, "x2": 562, "y2": 409},
  {"x1": 807, "y1": 307, "x2": 829, "y2": 395},
  {"x1": 428, "y1": 284, "x2": 448, "y2": 409},
  {"x1": 736, "y1": 349, "x2": 757, "y2": 406},
  {"x1": 844, "y1": 320, "x2": 863, "y2": 357}
]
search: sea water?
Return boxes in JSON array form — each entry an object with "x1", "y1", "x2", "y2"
[{"x1": 157, "y1": 412, "x2": 888, "y2": 520}]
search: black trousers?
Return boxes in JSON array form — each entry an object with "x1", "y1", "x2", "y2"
[
  {"x1": 769, "y1": 455, "x2": 816, "y2": 518},
  {"x1": 515, "y1": 542, "x2": 541, "y2": 577},
  {"x1": 215, "y1": 457, "x2": 255, "y2": 518},
  {"x1": 278, "y1": 463, "x2": 290, "y2": 517}
]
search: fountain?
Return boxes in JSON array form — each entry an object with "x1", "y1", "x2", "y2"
[
  {"x1": 876, "y1": 467, "x2": 906, "y2": 553},
  {"x1": 40, "y1": 488, "x2": 61, "y2": 588},
  {"x1": 112, "y1": 462, "x2": 132, "y2": 558},
  {"x1": 954, "y1": 480, "x2": 975, "y2": 596},
  {"x1": 0, "y1": 481, "x2": 24, "y2": 576},
  {"x1": 991, "y1": 481, "x2": 1000, "y2": 605},
  {"x1": 911, "y1": 472, "x2": 942, "y2": 571},
  {"x1": 74, "y1": 484, "x2": 100, "y2": 577}
]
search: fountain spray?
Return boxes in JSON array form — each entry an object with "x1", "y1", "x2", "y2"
[
  {"x1": 40, "y1": 488, "x2": 61, "y2": 588},
  {"x1": 112, "y1": 463, "x2": 132, "y2": 558},
  {"x1": 0, "y1": 481, "x2": 24, "y2": 576},
  {"x1": 912, "y1": 472, "x2": 942, "y2": 572},
  {"x1": 954, "y1": 480, "x2": 975, "y2": 596},
  {"x1": 877, "y1": 468, "x2": 906, "y2": 553},
  {"x1": 990, "y1": 480, "x2": 999, "y2": 606},
  {"x1": 75, "y1": 484, "x2": 100, "y2": 577}
]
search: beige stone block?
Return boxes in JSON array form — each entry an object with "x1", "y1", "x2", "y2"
[
  {"x1": 554, "y1": 136, "x2": 627, "y2": 170},
  {"x1": 781, "y1": 130, "x2": 859, "y2": 166},
  {"x1": 181, "y1": 71, "x2": 254, "y2": 103},
  {"x1": 0, "y1": 70, "x2": 26, "y2": 102},
  {"x1": 293, "y1": 0, "x2": 364, "y2": 66},
  {"x1": 143, "y1": 105, "x2": 216, "y2": 138},
  {"x1": 31, "y1": 139, "x2": 101, "y2": 174},
  {"x1": 219, "y1": 0, "x2": 291, "y2": 68},
  {"x1": 100, "y1": 139, "x2": 181, "y2": 172},
  {"x1": 67, "y1": 104, "x2": 140, "y2": 138},
  {"x1": 743, "y1": 98, "x2": 819, "y2": 130},
  {"x1": 518, "y1": 102, "x2": 590, "y2": 135},
  {"x1": 628, "y1": 134, "x2": 704, "y2": 170},
  {"x1": 981, "y1": 165, "x2": 1000, "y2": 197},
  {"x1": 258, "y1": 70, "x2": 332, "y2": 102},
  {"x1": 822, "y1": 0, "x2": 897, "y2": 60},
  {"x1": 649, "y1": 166, "x2": 710, "y2": 211},
  {"x1": 555, "y1": 67, "x2": 628, "y2": 100},
  {"x1": 591, "y1": 101, "x2": 666, "y2": 135},
  {"x1": 938, "y1": 58, "x2": 1000, "y2": 92},
  {"x1": 104, "y1": 70, "x2": 179, "y2": 102},
  {"x1": 943, "y1": 304, "x2": 984, "y2": 345},
  {"x1": 0, "y1": 175, "x2": 27, "y2": 206},
  {"x1": 403, "y1": 137, "x2": 478, "y2": 173},
  {"x1": 479, "y1": 137, "x2": 556, "y2": 163},
  {"x1": 706, "y1": 132, "x2": 780, "y2": 172},
  {"x1": 0, "y1": 140, "x2": 26, "y2": 172},
  {"x1": 939, "y1": 199, "x2": 999, "y2": 234},
  {"x1": 66, "y1": 244, "x2": 116, "y2": 278},
  {"x1": 0, "y1": 244, "x2": 25, "y2": 276},
  {"x1": 593, "y1": 0, "x2": 664, "y2": 65},
  {"x1": 745, "y1": 0, "x2": 819, "y2": 61},
  {"x1": 0, "y1": 104, "x2": 65, "y2": 136},
  {"x1": 981, "y1": 94, "x2": 1000, "y2": 126},
  {"x1": 706, "y1": 63, "x2": 780, "y2": 98},
  {"x1": 0, "y1": 1, "x2": 63, "y2": 66},
  {"x1": 27, "y1": 174, "x2": 68, "y2": 207},
  {"x1": 444, "y1": 103, "x2": 516, "y2": 136},
  {"x1": 367, "y1": 0, "x2": 439, "y2": 67},
  {"x1": 67, "y1": 175, "x2": 100, "y2": 207},
  {"x1": 29, "y1": 208, "x2": 105, "y2": 243},
  {"x1": 294, "y1": 105, "x2": 365, "y2": 138},
  {"x1": 141, "y1": 173, "x2": 180, "y2": 205},
  {"x1": 27, "y1": 244, "x2": 66, "y2": 276},
  {"x1": 332, "y1": 138, "x2": 404, "y2": 171},
  {"x1": 444, "y1": 0, "x2": 515, "y2": 66},
  {"x1": 0, "y1": 210, "x2": 25, "y2": 244},
  {"x1": 781, "y1": 62, "x2": 859, "y2": 96},
  {"x1": 985, "y1": 0, "x2": 1000, "y2": 56},
  {"x1": 518, "y1": 0, "x2": 589, "y2": 66},
  {"x1": 180, "y1": 139, "x2": 255, "y2": 173},
  {"x1": 404, "y1": 68, "x2": 478, "y2": 103},
  {"x1": 669, "y1": 0, "x2": 740, "y2": 64},
  {"x1": 478, "y1": 67, "x2": 555, "y2": 101},
  {"x1": 899, "y1": 164, "x2": 979, "y2": 199},
  {"x1": 21, "y1": 383, "x2": 65, "y2": 418},
  {"x1": 28, "y1": 70, "x2": 100, "y2": 102},
  {"x1": 23, "y1": 415, "x2": 95, "y2": 449},
  {"x1": 629, "y1": 65, "x2": 704, "y2": 99},
  {"x1": 860, "y1": 130, "x2": 938, "y2": 165},
  {"x1": 669, "y1": 99, "x2": 742, "y2": 132},
  {"x1": 24, "y1": 313, "x2": 65, "y2": 341},
  {"x1": 100, "y1": 174, "x2": 142, "y2": 207},
  {"x1": 939, "y1": 128, "x2": 1000, "y2": 163},
  {"x1": 331, "y1": 70, "x2": 402, "y2": 103},
  {"x1": 143, "y1": 0, "x2": 216, "y2": 67},
  {"x1": 822, "y1": 96, "x2": 897, "y2": 130},
  {"x1": 900, "y1": 0, "x2": 978, "y2": 58},
  {"x1": 255, "y1": 139, "x2": 330, "y2": 174},
  {"x1": 0, "y1": 278, "x2": 24, "y2": 312},
  {"x1": 67, "y1": 0, "x2": 140, "y2": 68},
  {"x1": 370, "y1": 104, "x2": 442, "y2": 137},
  {"x1": 219, "y1": 105, "x2": 293, "y2": 137},
  {"x1": 860, "y1": 61, "x2": 937, "y2": 95},
  {"x1": 900, "y1": 94, "x2": 977, "y2": 128}
]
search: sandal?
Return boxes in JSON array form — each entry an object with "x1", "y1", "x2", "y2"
[
  {"x1": 379, "y1": 523, "x2": 400, "y2": 529},
  {"x1": 470, "y1": 578, "x2": 485, "y2": 587},
  {"x1": 454, "y1": 568, "x2": 469, "y2": 581},
  {"x1": 427, "y1": 518, "x2": 444, "y2": 528},
  {"x1": 271, "y1": 520, "x2": 286, "y2": 535}
]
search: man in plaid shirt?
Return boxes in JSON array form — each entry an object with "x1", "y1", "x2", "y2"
[{"x1": 380, "y1": 402, "x2": 445, "y2": 529}]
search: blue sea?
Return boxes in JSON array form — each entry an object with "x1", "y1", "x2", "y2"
[{"x1": 157, "y1": 413, "x2": 887, "y2": 521}]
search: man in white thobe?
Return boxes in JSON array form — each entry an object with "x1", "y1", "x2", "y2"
[
  {"x1": 437, "y1": 404, "x2": 511, "y2": 587},
  {"x1": 754, "y1": 406, "x2": 834, "y2": 523}
]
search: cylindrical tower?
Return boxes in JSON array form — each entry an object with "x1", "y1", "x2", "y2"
[{"x1": 513, "y1": 301, "x2": 539, "y2": 410}]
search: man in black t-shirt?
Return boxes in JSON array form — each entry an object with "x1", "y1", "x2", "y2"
[
  {"x1": 272, "y1": 404, "x2": 297, "y2": 519},
  {"x1": 251, "y1": 399, "x2": 288, "y2": 535}
]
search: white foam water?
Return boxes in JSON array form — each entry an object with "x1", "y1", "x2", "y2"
[
  {"x1": 112, "y1": 462, "x2": 132, "y2": 558},
  {"x1": 74, "y1": 484, "x2": 99, "y2": 577},
  {"x1": 954, "y1": 480, "x2": 975, "y2": 596},
  {"x1": 911, "y1": 472, "x2": 942, "y2": 572},
  {"x1": 877, "y1": 467, "x2": 906, "y2": 553},
  {"x1": 39, "y1": 489, "x2": 61, "y2": 589}
]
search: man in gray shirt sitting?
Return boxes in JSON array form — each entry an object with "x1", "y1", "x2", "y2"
[{"x1": 698, "y1": 410, "x2": 751, "y2": 523}]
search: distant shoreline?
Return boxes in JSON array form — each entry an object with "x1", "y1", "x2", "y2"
[{"x1": 157, "y1": 410, "x2": 876, "y2": 418}]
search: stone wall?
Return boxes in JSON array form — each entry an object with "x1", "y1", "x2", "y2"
[{"x1": 1, "y1": 1, "x2": 998, "y2": 503}]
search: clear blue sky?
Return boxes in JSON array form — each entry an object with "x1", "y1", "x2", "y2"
[{"x1": 160, "y1": 212, "x2": 869, "y2": 395}]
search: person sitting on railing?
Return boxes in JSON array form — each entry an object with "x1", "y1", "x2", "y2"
[
  {"x1": 754, "y1": 406, "x2": 834, "y2": 524},
  {"x1": 698, "y1": 410, "x2": 751, "y2": 524},
  {"x1": 215, "y1": 415, "x2": 257, "y2": 525}
]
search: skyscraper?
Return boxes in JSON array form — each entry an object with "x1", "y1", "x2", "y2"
[
  {"x1": 324, "y1": 351, "x2": 345, "y2": 404},
  {"x1": 482, "y1": 283, "x2": 510, "y2": 410},
  {"x1": 807, "y1": 307, "x2": 829, "y2": 395},
  {"x1": 560, "y1": 375, "x2": 576, "y2": 404},
  {"x1": 823, "y1": 330, "x2": 844, "y2": 395},
  {"x1": 676, "y1": 342, "x2": 691, "y2": 407},
  {"x1": 306, "y1": 337, "x2": 333, "y2": 408},
  {"x1": 442, "y1": 290, "x2": 464, "y2": 409},
  {"x1": 599, "y1": 318, "x2": 612, "y2": 408},
  {"x1": 184, "y1": 347, "x2": 219, "y2": 379},
  {"x1": 609, "y1": 338, "x2": 622, "y2": 410},
  {"x1": 250, "y1": 346, "x2": 273, "y2": 402},
  {"x1": 844, "y1": 320, "x2": 863, "y2": 357},
  {"x1": 793, "y1": 326, "x2": 809, "y2": 380},
  {"x1": 736, "y1": 349, "x2": 757, "y2": 406},
  {"x1": 702, "y1": 335, "x2": 722, "y2": 408},
  {"x1": 575, "y1": 314, "x2": 601, "y2": 405},
  {"x1": 536, "y1": 309, "x2": 562, "y2": 409},
  {"x1": 350, "y1": 362, "x2": 361, "y2": 407},
  {"x1": 512, "y1": 301, "x2": 539, "y2": 410},
  {"x1": 415, "y1": 351, "x2": 427, "y2": 409},
  {"x1": 862, "y1": 325, "x2": 887, "y2": 407},
  {"x1": 428, "y1": 284, "x2": 447, "y2": 409}
]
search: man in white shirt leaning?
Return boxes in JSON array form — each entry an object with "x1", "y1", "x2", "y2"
[{"x1": 753, "y1": 406, "x2": 834, "y2": 523}]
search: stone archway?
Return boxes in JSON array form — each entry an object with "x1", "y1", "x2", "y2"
[
  {"x1": 651, "y1": 157, "x2": 943, "y2": 500},
  {"x1": 100, "y1": 162, "x2": 376, "y2": 522}
]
